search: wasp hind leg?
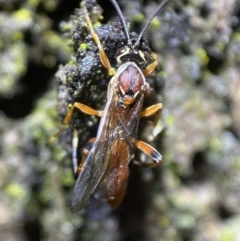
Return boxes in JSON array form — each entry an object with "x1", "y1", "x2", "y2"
[
  {"x1": 137, "y1": 103, "x2": 163, "y2": 166},
  {"x1": 83, "y1": 6, "x2": 116, "y2": 76},
  {"x1": 135, "y1": 140, "x2": 162, "y2": 167},
  {"x1": 74, "y1": 136, "x2": 96, "y2": 179}
]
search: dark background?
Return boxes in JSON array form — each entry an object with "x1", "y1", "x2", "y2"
[{"x1": 0, "y1": 0, "x2": 240, "y2": 241}]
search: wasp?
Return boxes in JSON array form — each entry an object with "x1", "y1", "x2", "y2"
[{"x1": 57, "y1": 0, "x2": 171, "y2": 213}]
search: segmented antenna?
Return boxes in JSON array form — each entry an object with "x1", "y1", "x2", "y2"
[
  {"x1": 109, "y1": 0, "x2": 131, "y2": 46},
  {"x1": 134, "y1": 0, "x2": 172, "y2": 48},
  {"x1": 109, "y1": 0, "x2": 172, "y2": 49}
]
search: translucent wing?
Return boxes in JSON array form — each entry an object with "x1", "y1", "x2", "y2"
[
  {"x1": 70, "y1": 88, "x2": 114, "y2": 213},
  {"x1": 70, "y1": 87, "x2": 145, "y2": 213}
]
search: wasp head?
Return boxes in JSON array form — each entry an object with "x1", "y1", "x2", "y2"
[{"x1": 116, "y1": 46, "x2": 146, "y2": 67}]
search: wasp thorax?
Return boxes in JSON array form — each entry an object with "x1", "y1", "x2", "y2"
[{"x1": 118, "y1": 64, "x2": 145, "y2": 106}]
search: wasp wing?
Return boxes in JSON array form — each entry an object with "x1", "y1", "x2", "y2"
[
  {"x1": 70, "y1": 88, "x2": 115, "y2": 213},
  {"x1": 70, "y1": 87, "x2": 145, "y2": 213}
]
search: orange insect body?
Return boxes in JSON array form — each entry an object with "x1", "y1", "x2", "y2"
[
  {"x1": 71, "y1": 61, "x2": 151, "y2": 212},
  {"x1": 56, "y1": 0, "x2": 171, "y2": 213},
  {"x1": 94, "y1": 63, "x2": 147, "y2": 209},
  {"x1": 99, "y1": 139, "x2": 130, "y2": 208}
]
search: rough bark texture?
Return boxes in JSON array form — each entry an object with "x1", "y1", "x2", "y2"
[{"x1": 0, "y1": 0, "x2": 240, "y2": 241}]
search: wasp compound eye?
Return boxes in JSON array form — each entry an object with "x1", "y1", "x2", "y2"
[{"x1": 116, "y1": 46, "x2": 128, "y2": 57}]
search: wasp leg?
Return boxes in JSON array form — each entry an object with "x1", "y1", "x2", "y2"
[
  {"x1": 69, "y1": 102, "x2": 103, "y2": 117},
  {"x1": 49, "y1": 102, "x2": 102, "y2": 143},
  {"x1": 72, "y1": 129, "x2": 79, "y2": 176},
  {"x1": 135, "y1": 140, "x2": 162, "y2": 167},
  {"x1": 143, "y1": 52, "x2": 158, "y2": 76},
  {"x1": 141, "y1": 103, "x2": 163, "y2": 126},
  {"x1": 83, "y1": 6, "x2": 116, "y2": 76},
  {"x1": 74, "y1": 137, "x2": 96, "y2": 178},
  {"x1": 141, "y1": 103, "x2": 162, "y2": 117}
]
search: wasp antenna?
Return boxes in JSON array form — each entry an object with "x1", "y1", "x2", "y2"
[
  {"x1": 109, "y1": 0, "x2": 131, "y2": 46},
  {"x1": 134, "y1": 0, "x2": 172, "y2": 48}
]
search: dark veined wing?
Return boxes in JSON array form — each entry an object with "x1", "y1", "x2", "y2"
[
  {"x1": 70, "y1": 86, "x2": 145, "y2": 213},
  {"x1": 70, "y1": 88, "x2": 115, "y2": 213},
  {"x1": 70, "y1": 143, "x2": 109, "y2": 212},
  {"x1": 93, "y1": 138, "x2": 131, "y2": 208}
]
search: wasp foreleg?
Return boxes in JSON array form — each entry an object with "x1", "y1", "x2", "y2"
[
  {"x1": 142, "y1": 52, "x2": 158, "y2": 76},
  {"x1": 83, "y1": 6, "x2": 116, "y2": 76}
]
